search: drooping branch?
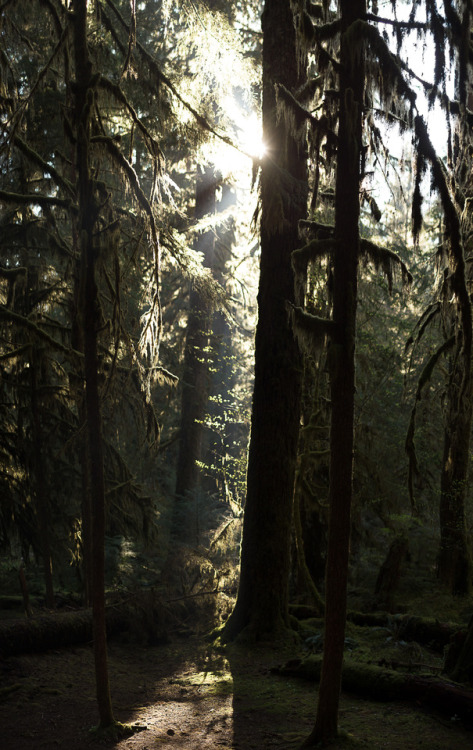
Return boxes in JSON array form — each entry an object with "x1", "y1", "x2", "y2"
[
  {"x1": 90, "y1": 135, "x2": 156, "y2": 220},
  {"x1": 96, "y1": 76, "x2": 164, "y2": 165},
  {"x1": 348, "y1": 19, "x2": 418, "y2": 115},
  {"x1": 405, "y1": 302, "x2": 441, "y2": 355},
  {"x1": 12, "y1": 136, "x2": 76, "y2": 198},
  {"x1": 0, "y1": 305, "x2": 82, "y2": 358},
  {"x1": 414, "y1": 115, "x2": 471, "y2": 368},
  {"x1": 0, "y1": 189, "x2": 72, "y2": 210}
]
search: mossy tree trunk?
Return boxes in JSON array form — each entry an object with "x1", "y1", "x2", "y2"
[
  {"x1": 222, "y1": 0, "x2": 308, "y2": 642},
  {"x1": 72, "y1": 0, "x2": 115, "y2": 729},
  {"x1": 304, "y1": 0, "x2": 365, "y2": 744}
]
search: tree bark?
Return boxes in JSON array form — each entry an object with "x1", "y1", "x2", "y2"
[
  {"x1": 221, "y1": 0, "x2": 308, "y2": 642},
  {"x1": 304, "y1": 1, "x2": 365, "y2": 744}
]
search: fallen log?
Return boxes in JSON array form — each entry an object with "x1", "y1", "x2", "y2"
[
  {"x1": 0, "y1": 607, "x2": 128, "y2": 656},
  {"x1": 273, "y1": 656, "x2": 473, "y2": 723}
]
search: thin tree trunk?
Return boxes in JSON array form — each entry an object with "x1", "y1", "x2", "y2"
[
  {"x1": 222, "y1": 0, "x2": 308, "y2": 642},
  {"x1": 304, "y1": 1, "x2": 365, "y2": 744},
  {"x1": 174, "y1": 165, "x2": 217, "y2": 545},
  {"x1": 72, "y1": 0, "x2": 115, "y2": 729},
  {"x1": 70, "y1": 271, "x2": 92, "y2": 607}
]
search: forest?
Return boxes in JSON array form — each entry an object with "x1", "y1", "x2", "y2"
[{"x1": 1, "y1": 0, "x2": 473, "y2": 748}]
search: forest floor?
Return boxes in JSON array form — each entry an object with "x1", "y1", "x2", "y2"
[{"x1": 1, "y1": 633, "x2": 473, "y2": 750}]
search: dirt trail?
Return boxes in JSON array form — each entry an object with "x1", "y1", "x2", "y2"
[{"x1": 1, "y1": 638, "x2": 472, "y2": 749}]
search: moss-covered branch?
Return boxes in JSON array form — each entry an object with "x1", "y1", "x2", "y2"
[{"x1": 299, "y1": 219, "x2": 334, "y2": 239}]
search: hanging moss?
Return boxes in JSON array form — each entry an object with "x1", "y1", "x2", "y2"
[
  {"x1": 348, "y1": 20, "x2": 417, "y2": 126},
  {"x1": 359, "y1": 238, "x2": 412, "y2": 293},
  {"x1": 286, "y1": 302, "x2": 334, "y2": 357},
  {"x1": 275, "y1": 84, "x2": 336, "y2": 149}
]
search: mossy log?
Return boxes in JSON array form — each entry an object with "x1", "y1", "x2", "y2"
[
  {"x1": 0, "y1": 607, "x2": 127, "y2": 656},
  {"x1": 273, "y1": 655, "x2": 473, "y2": 722}
]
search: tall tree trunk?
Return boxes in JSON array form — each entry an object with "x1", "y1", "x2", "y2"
[
  {"x1": 72, "y1": 0, "x2": 115, "y2": 729},
  {"x1": 222, "y1": 0, "x2": 308, "y2": 642},
  {"x1": 174, "y1": 164, "x2": 217, "y2": 545},
  {"x1": 437, "y1": 3, "x2": 473, "y2": 597},
  {"x1": 70, "y1": 271, "x2": 92, "y2": 607},
  {"x1": 304, "y1": 0, "x2": 365, "y2": 744}
]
